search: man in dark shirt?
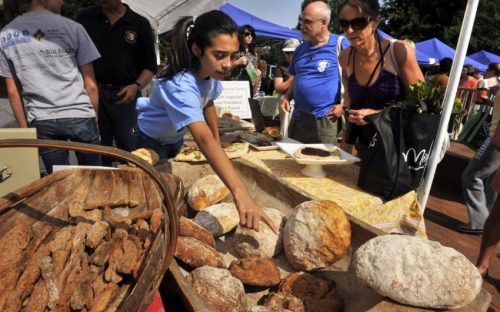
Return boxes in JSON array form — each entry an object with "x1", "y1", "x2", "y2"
[{"x1": 77, "y1": 0, "x2": 157, "y2": 165}]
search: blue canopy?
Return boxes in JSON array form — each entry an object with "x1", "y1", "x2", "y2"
[
  {"x1": 415, "y1": 38, "x2": 487, "y2": 71},
  {"x1": 220, "y1": 3, "x2": 301, "y2": 41},
  {"x1": 467, "y1": 50, "x2": 500, "y2": 67}
]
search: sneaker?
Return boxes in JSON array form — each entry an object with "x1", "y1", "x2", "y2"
[{"x1": 457, "y1": 224, "x2": 483, "y2": 234}]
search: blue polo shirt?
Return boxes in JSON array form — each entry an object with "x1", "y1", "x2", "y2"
[
  {"x1": 136, "y1": 71, "x2": 222, "y2": 144},
  {"x1": 289, "y1": 33, "x2": 341, "y2": 118}
]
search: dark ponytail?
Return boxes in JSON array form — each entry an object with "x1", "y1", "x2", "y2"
[
  {"x1": 161, "y1": 10, "x2": 238, "y2": 80},
  {"x1": 4, "y1": 0, "x2": 21, "y2": 21}
]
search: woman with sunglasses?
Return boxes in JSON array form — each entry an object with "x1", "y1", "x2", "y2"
[
  {"x1": 230, "y1": 25, "x2": 261, "y2": 97},
  {"x1": 337, "y1": 0, "x2": 424, "y2": 156}
]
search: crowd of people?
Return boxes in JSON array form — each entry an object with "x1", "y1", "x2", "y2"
[{"x1": 0, "y1": 0, "x2": 499, "y2": 277}]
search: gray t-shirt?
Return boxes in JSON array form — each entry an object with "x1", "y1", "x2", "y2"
[{"x1": 0, "y1": 10, "x2": 101, "y2": 122}]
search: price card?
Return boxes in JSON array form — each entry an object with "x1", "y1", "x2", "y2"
[{"x1": 214, "y1": 81, "x2": 251, "y2": 119}]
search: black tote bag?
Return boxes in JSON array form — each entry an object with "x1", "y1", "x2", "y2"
[{"x1": 357, "y1": 104, "x2": 441, "y2": 200}]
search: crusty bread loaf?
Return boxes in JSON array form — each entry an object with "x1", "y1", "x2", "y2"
[
  {"x1": 263, "y1": 127, "x2": 282, "y2": 141},
  {"x1": 188, "y1": 266, "x2": 247, "y2": 312},
  {"x1": 179, "y1": 216, "x2": 216, "y2": 248},
  {"x1": 187, "y1": 175, "x2": 230, "y2": 211},
  {"x1": 277, "y1": 272, "x2": 343, "y2": 312},
  {"x1": 174, "y1": 236, "x2": 224, "y2": 268},
  {"x1": 130, "y1": 148, "x2": 160, "y2": 166},
  {"x1": 229, "y1": 257, "x2": 280, "y2": 287},
  {"x1": 193, "y1": 202, "x2": 240, "y2": 237},
  {"x1": 352, "y1": 235, "x2": 482, "y2": 309},
  {"x1": 284, "y1": 200, "x2": 351, "y2": 271},
  {"x1": 234, "y1": 207, "x2": 285, "y2": 258}
]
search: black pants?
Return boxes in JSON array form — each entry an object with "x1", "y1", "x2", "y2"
[{"x1": 98, "y1": 87, "x2": 140, "y2": 165}]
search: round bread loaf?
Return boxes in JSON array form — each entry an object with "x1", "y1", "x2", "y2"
[
  {"x1": 284, "y1": 200, "x2": 351, "y2": 271},
  {"x1": 234, "y1": 207, "x2": 285, "y2": 258},
  {"x1": 174, "y1": 236, "x2": 224, "y2": 269},
  {"x1": 187, "y1": 175, "x2": 230, "y2": 211},
  {"x1": 179, "y1": 216, "x2": 216, "y2": 248},
  {"x1": 352, "y1": 235, "x2": 482, "y2": 309},
  {"x1": 188, "y1": 266, "x2": 247, "y2": 312},
  {"x1": 193, "y1": 202, "x2": 240, "y2": 237}
]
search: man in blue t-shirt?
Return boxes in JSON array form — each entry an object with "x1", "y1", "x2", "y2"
[{"x1": 279, "y1": 1, "x2": 343, "y2": 144}]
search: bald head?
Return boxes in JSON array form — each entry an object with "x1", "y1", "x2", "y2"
[{"x1": 303, "y1": 1, "x2": 331, "y2": 24}]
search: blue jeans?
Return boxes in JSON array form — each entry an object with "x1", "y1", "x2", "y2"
[
  {"x1": 98, "y1": 87, "x2": 140, "y2": 165},
  {"x1": 134, "y1": 128, "x2": 183, "y2": 159},
  {"x1": 32, "y1": 117, "x2": 101, "y2": 174}
]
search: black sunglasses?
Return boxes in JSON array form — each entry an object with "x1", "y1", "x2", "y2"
[
  {"x1": 339, "y1": 17, "x2": 371, "y2": 31},
  {"x1": 243, "y1": 32, "x2": 253, "y2": 37}
]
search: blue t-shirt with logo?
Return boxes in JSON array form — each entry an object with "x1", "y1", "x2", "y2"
[
  {"x1": 289, "y1": 33, "x2": 341, "y2": 118},
  {"x1": 136, "y1": 71, "x2": 222, "y2": 144}
]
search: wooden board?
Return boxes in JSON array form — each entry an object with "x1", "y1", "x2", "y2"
[{"x1": 160, "y1": 159, "x2": 491, "y2": 312}]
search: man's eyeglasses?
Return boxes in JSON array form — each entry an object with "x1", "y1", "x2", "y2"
[
  {"x1": 243, "y1": 32, "x2": 253, "y2": 37},
  {"x1": 299, "y1": 17, "x2": 324, "y2": 26},
  {"x1": 339, "y1": 17, "x2": 372, "y2": 31}
]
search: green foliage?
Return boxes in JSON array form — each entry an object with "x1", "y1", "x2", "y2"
[
  {"x1": 407, "y1": 79, "x2": 464, "y2": 115},
  {"x1": 380, "y1": 0, "x2": 500, "y2": 54}
]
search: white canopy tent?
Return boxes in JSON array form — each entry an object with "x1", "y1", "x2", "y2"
[{"x1": 123, "y1": 0, "x2": 226, "y2": 63}]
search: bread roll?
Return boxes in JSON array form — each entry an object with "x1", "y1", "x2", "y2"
[
  {"x1": 193, "y1": 202, "x2": 239, "y2": 237},
  {"x1": 131, "y1": 148, "x2": 159, "y2": 166},
  {"x1": 284, "y1": 200, "x2": 351, "y2": 271},
  {"x1": 179, "y1": 216, "x2": 216, "y2": 248},
  {"x1": 174, "y1": 236, "x2": 224, "y2": 268},
  {"x1": 188, "y1": 266, "x2": 247, "y2": 312},
  {"x1": 187, "y1": 175, "x2": 230, "y2": 211},
  {"x1": 229, "y1": 257, "x2": 280, "y2": 286}
]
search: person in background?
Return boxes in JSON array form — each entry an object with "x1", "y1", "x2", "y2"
[
  {"x1": 435, "y1": 57, "x2": 452, "y2": 87},
  {"x1": 230, "y1": 24, "x2": 261, "y2": 98},
  {"x1": 279, "y1": 1, "x2": 344, "y2": 144},
  {"x1": 258, "y1": 59, "x2": 274, "y2": 96},
  {"x1": 477, "y1": 62, "x2": 500, "y2": 105},
  {"x1": 134, "y1": 11, "x2": 277, "y2": 233},
  {"x1": 337, "y1": 0, "x2": 424, "y2": 156},
  {"x1": 275, "y1": 38, "x2": 300, "y2": 137},
  {"x1": 77, "y1": 0, "x2": 157, "y2": 166},
  {"x1": 476, "y1": 118, "x2": 500, "y2": 277},
  {"x1": 0, "y1": 0, "x2": 101, "y2": 174},
  {"x1": 460, "y1": 63, "x2": 500, "y2": 234},
  {"x1": 458, "y1": 65, "x2": 478, "y2": 89}
]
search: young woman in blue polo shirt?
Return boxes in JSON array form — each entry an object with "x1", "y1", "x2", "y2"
[{"x1": 135, "y1": 10, "x2": 276, "y2": 233}]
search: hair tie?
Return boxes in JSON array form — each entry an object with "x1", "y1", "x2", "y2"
[{"x1": 186, "y1": 23, "x2": 195, "y2": 40}]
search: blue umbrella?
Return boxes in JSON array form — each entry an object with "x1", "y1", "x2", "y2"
[
  {"x1": 467, "y1": 50, "x2": 500, "y2": 67},
  {"x1": 415, "y1": 38, "x2": 487, "y2": 71}
]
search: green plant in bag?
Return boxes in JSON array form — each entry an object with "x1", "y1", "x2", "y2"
[
  {"x1": 407, "y1": 79, "x2": 464, "y2": 114},
  {"x1": 406, "y1": 78, "x2": 465, "y2": 131}
]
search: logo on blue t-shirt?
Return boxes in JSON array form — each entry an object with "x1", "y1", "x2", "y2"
[
  {"x1": 316, "y1": 60, "x2": 329, "y2": 73},
  {"x1": 33, "y1": 29, "x2": 46, "y2": 41}
]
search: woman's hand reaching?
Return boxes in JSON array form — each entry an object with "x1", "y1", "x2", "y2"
[{"x1": 234, "y1": 191, "x2": 278, "y2": 234}]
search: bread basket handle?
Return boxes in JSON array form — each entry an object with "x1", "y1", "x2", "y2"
[{"x1": 0, "y1": 138, "x2": 178, "y2": 271}]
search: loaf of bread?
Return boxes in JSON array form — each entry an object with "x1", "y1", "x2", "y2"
[
  {"x1": 233, "y1": 207, "x2": 285, "y2": 258},
  {"x1": 179, "y1": 216, "x2": 216, "y2": 248},
  {"x1": 188, "y1": 266, "x2": 247, "y2": 312},
  {"x1": 193, "y1": 202, "x2": 240, "y2": 237},
  {"x1": 130, "y1": 148, "x2": 159, "y2": 166},
  {"x1": 174, "y1": 236, "x2": 224, "y2": 269},
  {"x1": 276, "y1": 272, "x2": 343, "y2": 312},
  {"x1": 284, "y1": 200, "x2": 351, "y2": 271},
  {"x1": 352, "y1": 235, "x2": 482, "y2": 309},
  {"x1": 187, "y1": 175, "x2": 230, "y2": 211},
  {"x1": 229, "y1": 257, "x2": 280, "y2": 286}
]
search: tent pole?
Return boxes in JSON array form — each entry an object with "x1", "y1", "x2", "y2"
[{"x1": 418, "y1": 0, "x2": 480, "y2": 210}]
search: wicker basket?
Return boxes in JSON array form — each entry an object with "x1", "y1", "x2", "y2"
[{"x1": 0, "y1": 139, "x2": 178, "y2": 312}]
